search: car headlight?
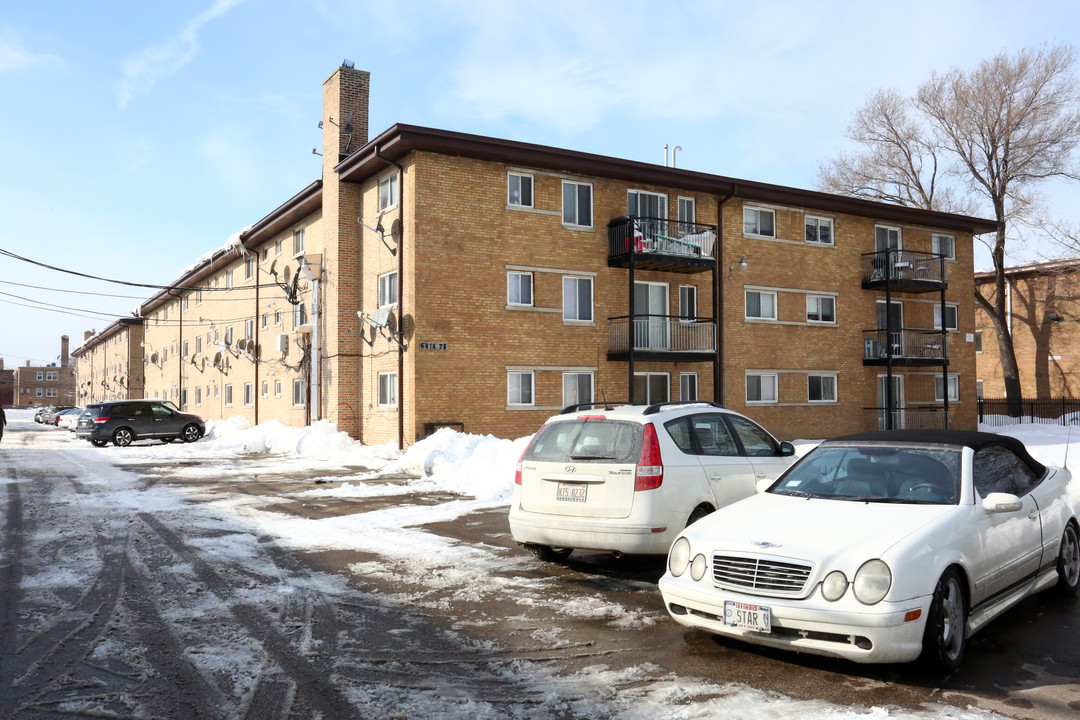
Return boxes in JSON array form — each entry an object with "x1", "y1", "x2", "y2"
[
  {"x1": 669, "y1": 537, "x2": 691, "y2": 577},
  {"x1": 690, "y1": 554, "x2": 708, "y2": 581},
  {"x1": 853, "y1": 559, "x2": 891, "y2": 604},
  {"x1": 821, "y1": 570, "x2": 848, "y2": 601}
]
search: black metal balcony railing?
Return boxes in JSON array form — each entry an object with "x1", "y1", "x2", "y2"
[
  {"x1": 863, "y1": 329, "x2": 948, "y2": 361},
  {"x1": 608, "y1": 315, "x2": 716, "y2": 353},
  {"x1": 861, "y1": 249, "x2": 947, "y2": 285},
  {"x1": 864, "y1": 406, "x2": 951, "y2": 431},
  {"x1": 608, "y1": 217, "x2": 718, "y2": 260}
]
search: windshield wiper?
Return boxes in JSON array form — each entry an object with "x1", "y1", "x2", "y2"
[
  {"x1": 772, "y1": 489, "x2": 826, "y2": 499},
  {"x1": 842, "y1": 496, "x2": 919, "y2": 504},
  {"x1": 569, "y1": 453, "x2": 618, "y2": 460}
]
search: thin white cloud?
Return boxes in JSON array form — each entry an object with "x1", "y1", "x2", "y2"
[
  {"x1": 117, "y1": 0, "x2": 246, "y2": 109},
  {"x1": 0, "y1": 28, "x2": 61, "y2": 73}
]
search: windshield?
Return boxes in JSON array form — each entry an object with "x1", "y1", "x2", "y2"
[
  {"x1": 770, "y1": 444, "x2": 961, "y2": 504},
  {"x1": 525, "y1": 419, "x2": 641, "y2": 463}
]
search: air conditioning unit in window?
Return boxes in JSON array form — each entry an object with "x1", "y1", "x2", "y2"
[{"x1": 277, "y1": 333, "x2": 289, "y2": 353}]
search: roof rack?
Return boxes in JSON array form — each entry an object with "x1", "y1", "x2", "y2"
[
  {"x1": 560, "y1": 401, "x2": 630, "y2": 415},
  {"x1": 643, "y1": 400, "x2": 726, "y2": 416}
]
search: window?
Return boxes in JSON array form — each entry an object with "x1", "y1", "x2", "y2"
[
  {"x1": 378, "y1": 271, "x2": 398, "y2": 308},
  {"x1": 976, "y1": 379, "x2": 984, "y2": 399},
  {"x1": 679, "y1": 286, "x2": 697, "y2": 321},
  {"x1": 507, "y1": 271, "x2": 533, "y2": 306},
  {"x1": 196, "y1": 289, "x2": 203, "y2": 306},
  {"x1": 808, "y1": 374, "x2": 838, "y2": 403},
  {"x1": 680, "y1": 373, "x2": 698, "y2": 402},
  {"x1": 294, "y1": 303, "x2": 308, "y2": 328},
  {"x1": 379, "y1": 174, "x2": 398, "y2": 211},
  {"x1": 261, "y1": 382, "x2": 268, "y2": 398},
  {"x1": 633, "y1": 372, "x2": 670, "y2": 404},
  {"x1": 562, "y1": 276, "x2": 593, "y2": 322},
  {"x1": 183, "y1": 341, "x2": 189, "y2": 358},
  {"x1": 507, "y1": 173, "x2": 533, "y2": 207},
  {"x1": 196, "y1": 336, "x2": 202, "y2": 354},
  {"x1": 225, "y1": 327, "x2": 233, "y2": 346},
  {"x1": 275, "y1": 238, "x2": 283, "y2": 256},
  {"x1": 261, "y1": 247, "x2": 269, "y2": 263},
  {"x1": 35, "y1": 388, "x2": 43, "y2": 398},
  {"x1": 262, "y1": 313, "x2": 269, "y2": 330},
  {"x1": 293, "y1": 379, "x2": 305, "y2": 406},
  {"x1": 875, "y1": 225, "x2": 901, "y2": 252},
  {"x1": 805, "y1": 216, "x2": 833, "y2": 244},
  {"x1": 36, "y1": 371, "x2": 43, "y2": 381},
  {"x1": 293, "y1": 228, "x2": 305, "y2": 255},
  {"x1": 932, "y1": 234, "x2": 956, "y2": 260},
  {"x1": 508, "y1": 371, "x2": 534, "y2": 406},
  {"x1": 245, "y1": 319, "x2": 254, "y2": 341},
  {"x1": 973, "y1": 445, "x2": 1039, "y2": 498},
  {"x1": 934, "y1": 304, "x2": 959, "y2": 331},
  {"x1": 562, "y1": 372, "x2": 593, "y2": 408},
  {"x1": 680, "y1": 415, "x2": 738, "y2": 456},
  {"x1": 274, "y1": 380, "x2": 282, "y2": 397},
  {"x1": 627, "y1": 190, "x2": 666, "y2": 219},
  {"x1": 183, "y1": 295, "x2": 189, "y2": 311},
  {"x1": 274, "y1": 310, "x2": 282, "y2": 326},
  {"x1": 195, "y1": 387, "x2": 202, "y2": 406},
  {"x1": 678, "y1": 197, "x2": 696, "y2": 232},
  {"x1": 226, "y1": 270, "x2": 233, "y2": 289},
  {"x1": 727, "y1": 415, "x2": 782, "y2": 457},
  {"x1": 562, "y1": 181, "x2": 593, "y2": 227},
  {"x1": 378, "y1": 372, "x2": 398, "y2": 407},
  {"x1": 746, "y1": 373, "x2": 778, "y2": 404},
  {"x1": 743, "y1": 207, "x2": 775, "y2": 238},
  {"x1": 46, "y1": 371, "x2": 58, "y2": 381},
  {"x1": 244, "y1": 383, "x2": 254, "y2": 406},
  {"x1": 745, "y1": 290, "x2": 777, "y2": 320},
  {"x1": 245, "y1": 257, "x2": 255, "y2": 280},
  {"x1": 935, "y1": 375, "x2": 960, "y2": 402},
  {"x1": 181, "y1": 388, "x2": 188, "y2": 408},
  {"x1": 225, "y1": 384, "x2": 233, "y2": 406},
  {"x1": 975, "y1": 330, "x2": 983, "y2": 353},
  {"x1": 806, "y1": 295, "x2": 836, "y2": 323},
  {"x1": 46, "y1": 388, "x2": 57, "y2": 398}
]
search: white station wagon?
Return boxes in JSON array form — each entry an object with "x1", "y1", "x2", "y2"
[
  {"x1": 508, "y1": 401, "x2": 797, "y2": 560},
  {"x1": 658, "y1": 430, "x2": 1080, "y2": 672}
]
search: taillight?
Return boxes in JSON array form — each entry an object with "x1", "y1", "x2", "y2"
[
  {"x1": 635, "y1": 424, "x2": 663, "y2": 491},
  {"x1": 92, "y1": 417, "x2": 109, "y2": 424}
]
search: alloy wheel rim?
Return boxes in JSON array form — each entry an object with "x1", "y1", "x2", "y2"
[
  {"x1": 941, "y1": 578, "x2": 964, "y2": 659},
  {"x1": 1065, "y1": 528, "x2": 1080, "y2": 586}
]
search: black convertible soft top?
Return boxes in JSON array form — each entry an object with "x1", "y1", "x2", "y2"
[{"x1": 830, "y1": 429, "x2": 1048, "y2": 477}]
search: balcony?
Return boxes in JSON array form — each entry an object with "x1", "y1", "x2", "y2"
[
  {"x1": 861, "y1": 249, "x2": 947, "y2": 293},
  {"x1": 608, "y1": 315, "x2": 716, "y2": 361},
  {"x1": 864, "y1": 406, "x2": 950, "y2": 431},
  {"x1": 863, "y1": 329, "x2": 949, "y2": 367},
  {"x1": 608, "y1": 217, "x2": 718, "y2": 273}
]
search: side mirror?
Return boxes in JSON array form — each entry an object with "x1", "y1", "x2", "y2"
[
  {"x1": 982, "y1": 492, "x2": 1023, "y2": 514},
  {"x1": 779, "y1": 441, "x2": 796, "y2": 457}
]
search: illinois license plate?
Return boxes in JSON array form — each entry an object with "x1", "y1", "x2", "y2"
[
  {"x1": 556, "y1": 482, "x2": 588, "y2": 502},
  {"x1": 724, "y1": 600, "x2": 771, "y2": 632}
]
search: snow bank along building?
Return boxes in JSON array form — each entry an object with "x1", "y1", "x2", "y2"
[{"x1": 75, "y1": 63, "x2": 996, "y2": 444}]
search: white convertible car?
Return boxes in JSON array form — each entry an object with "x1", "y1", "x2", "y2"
[{"x1": 658, "y1": 430, "x2": 1080, "y2": 672}]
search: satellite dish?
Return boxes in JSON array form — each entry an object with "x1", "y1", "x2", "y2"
[
  {"x1": 237, "y1": 339, "x2": 248, "y2": 351},
  {"x1": 150, "y1": 352, "x2": 159, "y2": 364},
  {"x1": 190, "y1": 355, "x2": 199, "y2": 365},
  {"x1": 269, "y1": 259, "x2": 278, "y2": 277},
  {"x1": 213, "y1": 352, "x2": 222, "y2": 365},
  {"x1": 390, "y1": 218, "x2": 402, "y2": 243},
  {"x1": 370, "y1": 307, "x2": 391, "y2": 328},
  {"x1": 283, "y1": 265, "x2": 292, "y2": 283}
]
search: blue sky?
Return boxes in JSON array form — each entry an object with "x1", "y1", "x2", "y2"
[{"x1": 3, "y1": 0, "x2": 1080, "y2": 368}]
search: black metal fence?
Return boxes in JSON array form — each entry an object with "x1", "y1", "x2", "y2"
[{"x1": 977, "y1": 396, "x2": 1080, "y2": 426}]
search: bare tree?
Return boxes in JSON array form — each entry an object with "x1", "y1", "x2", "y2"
[{"x1": 820, "y1": 44, "x2": 1080, "y2": 410}]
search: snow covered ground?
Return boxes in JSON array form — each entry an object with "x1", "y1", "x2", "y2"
[{"x1": 7, "y1": 408, "x2": 1074, "y2": 718}]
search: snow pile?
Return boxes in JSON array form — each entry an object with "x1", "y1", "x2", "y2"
[
  {"x1": 392, "y1": 427, "x2": 529, "y2": 502},
  {"x1": 202, "y1": 417, "x2": 400, "y2": 466}
]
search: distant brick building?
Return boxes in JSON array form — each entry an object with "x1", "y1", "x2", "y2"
[
  {"x1": 72, "y1": 319, "x2": 145, "y2": 405},
  {"x1": 13, "y1": 336, "x2": 76, "y2": 407},
  {"x1": 84, "y1": 64, "x2": 996, "y2": 445},
  {"x1": 975, "y1": 258, "x2": 1080, "y2": 398},
  {"x1": 0, "y1": 359, "x2": 13, "y2": 407}
]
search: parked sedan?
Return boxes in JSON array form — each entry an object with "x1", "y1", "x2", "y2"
[
  {"x1": 55, "y1": 408, "x2": 83, "y2": 430},
  {"x1": 658, "y1": 430, "x2": 1079, "y2": 672}
]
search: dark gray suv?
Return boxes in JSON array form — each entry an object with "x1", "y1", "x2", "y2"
[{"x1": 76, "y1": 400, "x2": 205, "y2": 447}]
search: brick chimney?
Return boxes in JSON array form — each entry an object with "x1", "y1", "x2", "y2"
[
  {"x1": 84, "y1": 330, "x2": 95, "y2": 341},
  {"x1": 322, "y1": 61, "x2": 370, "y2": 165},
  {"x1": 61, "y1": 335, "x2": 70, "y2": 368}
]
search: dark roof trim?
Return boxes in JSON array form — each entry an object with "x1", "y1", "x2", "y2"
[
  {"x1": 335, "y1": 124, "x2": 998, "y2": 235},
  {"x1": 975, "y1": 256, "x2": 1080, "y2": 282},
  {"x1": 72, "y1": 317, "x2": 143, "y2": 357}
]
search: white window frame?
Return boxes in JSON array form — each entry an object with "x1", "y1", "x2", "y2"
[
  {"x1": 561, "y1": 180, "x2": 593, "y2": 228},
  {"x1": 932, "y1": 233, "x2": 956, "y2": 260},
  {"x1": 975, "y1": 330, "x2": 983, "y2": 354},
  {"x1": 677, "y1": 197, "x2": 696, "y2": 230},
  {"x1": 746, "y1": 372, "x2": 779, "y2": 404},
  {"x1": 679, "y1": 285, "x2": 697, "y2": 321},
  {"x1": 743, "y1": 206, "x2": 776, "y2": 238},
  {"x1": 379, "y1": 173, "x2": 399, "y2": 211},
  {"x1": 244, "y1": 382, "x2": 254, "y2": 406},
  {"x1": 293, "y1": 302, "x2": 307, "y2": 328},
  {"x1": 274, "y1": 380, "x2": 282, "y2": 397},
  {"x1": 562, "y1": 275, "x2": 594, "y2": 323},
  {"x1": 934, "y1": 303, "x2": 959, "y2": 331},
  {"x1": 875, "y1": 225, "x2": 902, "y2": 252},
  {"x1": 745, "y1": 289, "x2": 777, "y2": 321},
  {"x1": 293, "y1": 227, "x2": 305, "y2": 256},
  {"x1": 507, "y1": 371, "x2": 535, "y2": 407},
  {"x1": 507, "y1": 172, "x2": 533, "y2": 208},
  {"x1": 226, "y1": 270, "x2": 233, "y2": 290},
  {"x1": 46, "y1": 388, "x2": 57, "y2": 398},
  {"x1": 195, "y1": 387, "x2": 202, "y2": 406},
  {"x1": 225, "y1": 384, "x2": 233, "y2": 407},
  {"x1": 35, "y1": 388, "x2": 43, "y2": 398},
  {"x1": 808, "y1": 373, "x2": 838, "y2": 403},
  {"x1": 561, "y1": 372, "x2": 594, "y2": 408},
  {"x1": 935, "y1": 374, "x2": 960, "y2": 402},
  {"x1": 680, "y1": 372, "x2": 698, "y2": 402},
  {"x1": 627, "y1": 190, "x2": 667, "y2": 219},
  {"x1": 377, "y1": 371, "x2": 398, "y2": 407},
  {"x1": 507, "y1": 271, "x2": 533, "y2": 307},
  {"x1": 262, "y1": 381, "x2": 269, "y2": 398},
  {"x1": 805, "y1": 215, "x2": 834, "y2": 245},
  {"x1": 46, "y1": 371, "x2": 58, "y2": 381},
  {"x1": 245, "y1": 319, "x2": 254, "y2": 341},
  {"x1": 196, "y1": 289, "x2": 203, "y2": 306},
  {"x1": 293, "y1": 379, "x2": 305, "y2": 406},
  {"x1": 245, "y1": 257, "x2": 255, "y2": 280},
  {"x1": 806, "y1": 295, "x2": 836, "y2": 324},
  {"x1": 275, "y1": 238, "x2": 283, "y2": 256},
  {"x1": 378, "y1": 271, "x2": 398, "y2": 308},
  {"x1": 274, "y1": 309, "x2": 282, "y2": 326}
]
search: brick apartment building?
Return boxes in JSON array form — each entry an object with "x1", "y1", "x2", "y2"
[
  {"x1": 13, "y1": 336, "x2": 76, "y2": 407},
  {"x1": 975, "y1": 258, "x2": 1080, "y2": 398},
  {"x1": 0, "y1": 359, "x2": 13, "y2": 407},
  {"x1": 85, "y1": 64, "x2": 995, "y2": 444},
  {"x1": 72, "y1": 319, "x2": 145, "y2": 404}
]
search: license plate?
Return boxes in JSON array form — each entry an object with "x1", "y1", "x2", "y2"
[
  {"x1": 556, "y1": 482, "x2": 588, "y2": 503},
  {"x1": 724, "y1": 600, "x2": 771, "y2": 632}
]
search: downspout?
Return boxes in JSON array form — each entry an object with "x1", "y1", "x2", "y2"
[
  {"x1": 375, "y1": 146, "x2": 406, "y2": 450},
  {"x1": 715, "y1": 186, "x2": 737, "y2": 405},
  {"x1": 309, "y1": 272, "x2": 320, "y2": 422},
  {"x1": 255, "y1": 265, "x2": 260, "y2": 425}
]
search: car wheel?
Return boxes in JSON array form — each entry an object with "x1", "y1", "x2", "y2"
[
  {"x1": 181, "y1": 424, "x2": 203, "y2": 443},
  {"x1": 920, "y1": 568, "x2": 966, "y2": 673},
  {"x1": 90, "y1": 439, "x2": 107, "y2": 448},
  {"x1": 687, "y1": 505, "x2": 714, "y2": 528},
  {"x1": 526, "y1": 544, "x2": 573, "y2": 563},
  {"x1": 1056, "y1": 523, "x2": 1080, "y2": 595},
  {"x1": 113, "y1": 427, "x2": 134, "y2": 447}
]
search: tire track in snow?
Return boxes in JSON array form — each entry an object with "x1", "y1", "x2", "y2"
[{"x1": 0, "y1": 469, "x2": 25, "y2": 720}]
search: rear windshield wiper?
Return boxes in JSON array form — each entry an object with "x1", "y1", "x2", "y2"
[{"x1": 568, "y1": 453, "x2": 619, "y2": 460}]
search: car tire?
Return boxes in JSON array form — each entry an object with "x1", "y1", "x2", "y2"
[
  {"x1": 526, "y1": 544, "x2": 573, "y2": 563},
  {"x1": 687, "y1": 505, "x2": 714, "y2": 528},
  {"x1": 1055, "y1": 523, "x2": 1080, "y2": 595},
  {"x1": 90, "y1": 439, "x2": 107, "y2": 448},
  {"x1": 181, "y1": 424, "x2": 202, "y2": 443},
  {"x1": 113, "y1": 428, "x2": 134, "y2": 447},
  {"x1": 920, "y1": 567, "x2": 966, "y2": 673}
]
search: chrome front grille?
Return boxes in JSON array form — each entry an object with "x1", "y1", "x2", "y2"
[{"x1": 712, "y1": 554, "x2": 813, "y2": 596}]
